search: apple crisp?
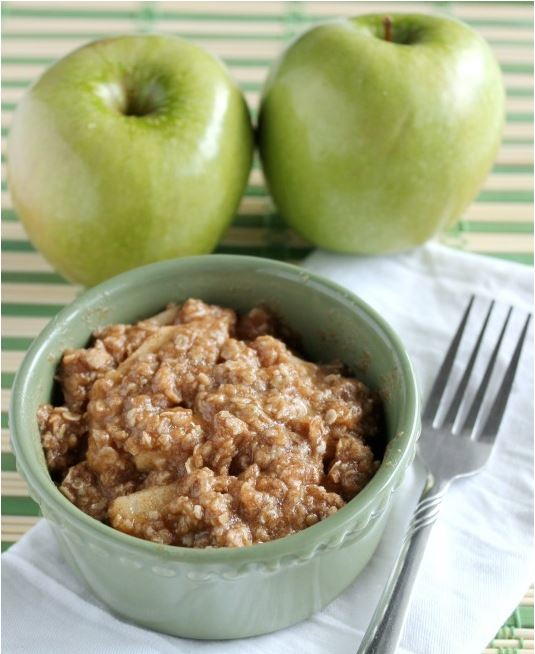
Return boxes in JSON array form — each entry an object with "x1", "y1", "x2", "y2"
[{"x1": 38, "y1": 299, "x2": 383, "y2": 548}]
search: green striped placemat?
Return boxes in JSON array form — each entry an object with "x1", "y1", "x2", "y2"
[{"x1": 1, "y1": 2, "x2": 533, "y2": 650}]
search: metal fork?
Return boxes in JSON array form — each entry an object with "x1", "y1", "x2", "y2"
[{"x1": 358, "y1": 296, "x2": 532, "y2": 654}]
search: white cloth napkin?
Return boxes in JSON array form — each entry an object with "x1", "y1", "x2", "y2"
[{"x1": 2, "y1": 242, "x2": 533, "y2": 654}]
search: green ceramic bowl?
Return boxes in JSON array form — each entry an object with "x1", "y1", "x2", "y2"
[{"x1": 10, "y1": 255, "x2": 420, "y2": 639}]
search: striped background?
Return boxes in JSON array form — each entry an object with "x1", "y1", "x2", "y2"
[{"x1": 1, "y1": 3, "x2": 533, "y2": 651}]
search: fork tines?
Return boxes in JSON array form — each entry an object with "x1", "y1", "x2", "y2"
[{"x1": 423, "y1": 295, "x2": 531, "y2": 441}]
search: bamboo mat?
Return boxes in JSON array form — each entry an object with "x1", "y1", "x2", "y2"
[{"x1": 1, "y1": 2, "x2": 533, "y2": 651}]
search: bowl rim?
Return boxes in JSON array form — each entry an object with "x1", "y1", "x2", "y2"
[{"x1": 10, "y1": 254, "x2": 420, "y2": 565}]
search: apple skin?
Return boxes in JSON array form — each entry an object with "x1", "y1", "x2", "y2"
[
  {"x1": 258, "y1": 14, "x2": 505, "y2": 254},
  {"x1": 7, "y1": 34, "x2": 253, "y2": 286}
]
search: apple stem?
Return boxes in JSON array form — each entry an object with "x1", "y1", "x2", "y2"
[{"x1": 383, "y1": 16, "x2": 393, "y2": 42}]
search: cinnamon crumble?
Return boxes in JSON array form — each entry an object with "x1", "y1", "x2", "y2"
[{"x1": 38, "y1": 299, "x2": 383, "y2": 548}]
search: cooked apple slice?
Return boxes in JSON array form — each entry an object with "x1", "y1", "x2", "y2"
[
  {"x1": 109, "y1": 483, "x2": 177, "y2": 523},
  {"x1": 139, "y1": 304, "x2": 180, "y2": 327},
  {"x1": 115, "y1": 326, "x2": 179, "y2": 372}
]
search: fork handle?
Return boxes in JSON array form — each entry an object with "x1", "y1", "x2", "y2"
[{"x1": 357, "y1": 475, "x2": 449, "y2": 654}]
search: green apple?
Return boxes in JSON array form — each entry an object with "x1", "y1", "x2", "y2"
[
  {"x1": 258, "y1": 14, "x2": 504, "y2": 254},
  {"x1": 8, "y1": 34, "x2": 253, "y2": 286}
]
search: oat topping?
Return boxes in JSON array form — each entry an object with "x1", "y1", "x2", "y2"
[{"x1": 38, "y1": 299, "x2": 383, "y2": 548}]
